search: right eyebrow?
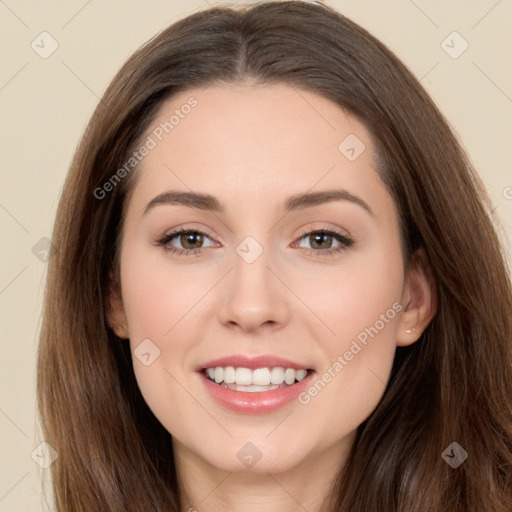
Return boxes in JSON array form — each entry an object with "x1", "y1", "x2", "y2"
[{"x1": 143, "y1": 191, "x2": 224, "y2": 216}]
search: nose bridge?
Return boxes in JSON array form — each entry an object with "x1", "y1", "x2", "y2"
[
  {"x1": 218, "y1": 233, "x2": 290, "y2": 331},
  {"x1": 234, "y1": 235, "x2": 272, "y2": 291}
]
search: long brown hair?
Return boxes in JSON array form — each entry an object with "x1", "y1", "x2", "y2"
[{"x1": 37, "y1": 1, "x2": 512, "y2": 510}]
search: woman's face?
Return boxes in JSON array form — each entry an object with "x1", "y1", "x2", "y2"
[{"x1": 111, "y1": 82, "x2": 418, "y2": 475}]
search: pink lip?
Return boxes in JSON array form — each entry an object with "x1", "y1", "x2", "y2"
[
  {"x1": 197, "y1": 354, "x2": 312, "y2": 371},
  {"x1": 199, "y1": 370, "x2": 315, "y2": 414}
]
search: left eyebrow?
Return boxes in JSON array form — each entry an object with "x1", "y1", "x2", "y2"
[
  {"x1": 142, "y1": 188, "x2": 374, "y2": 217},
  {"x1": 284, "y1": 189, "x2": 374, "y2": 217}
]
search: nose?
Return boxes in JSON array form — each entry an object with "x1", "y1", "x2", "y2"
[{"x1": 217, "y1": 241, "x2": 291, "y2": 334}]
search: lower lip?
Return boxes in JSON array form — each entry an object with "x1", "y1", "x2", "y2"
[{"x1": 199, "y1": 371, "x2": 315, "y2": 414}]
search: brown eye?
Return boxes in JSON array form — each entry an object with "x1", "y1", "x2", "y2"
[
  {"x1": 308, "y1": 232, "x2": 335, "y2": 250},
  {"x1": 295, "y1": 228, "x2": 355, "y2": 257},
  {"x1": 155, "y1": 229, "x2": 216, "y2": 255},
  {"x1": 180, "y1": 232, "x2": 204, "y2": 250}
]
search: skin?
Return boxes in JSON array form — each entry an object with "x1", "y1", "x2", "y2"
[{"x1": 107, "y1": 82, "x2": 436, "y2": 511}]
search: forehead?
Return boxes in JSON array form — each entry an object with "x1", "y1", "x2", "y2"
[{"x1": 125, "y1": 83, "x2": 390, "y2": 220}]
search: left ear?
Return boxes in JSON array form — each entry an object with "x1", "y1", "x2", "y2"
[{"x1": 396, "y1": 246, "x2": 437, "y2": 346}]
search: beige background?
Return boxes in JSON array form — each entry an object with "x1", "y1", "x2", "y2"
[{"x1": 1, "y1": 0, "x2": 511, "y2": 509}]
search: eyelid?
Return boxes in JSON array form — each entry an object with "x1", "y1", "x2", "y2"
[
  {"x1": 158, "y1": 223, "x2": 218, "y2": 241},
  {"x1": 294, "y1": 223, "x2": 352, "y2": 241}
]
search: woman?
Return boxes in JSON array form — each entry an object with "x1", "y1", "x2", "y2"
[{"x1": 36, "y1": 1, "x2": 512, "y2": 510}]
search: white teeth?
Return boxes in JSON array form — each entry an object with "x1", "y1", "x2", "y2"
[
  {"x1": 204, "y1": 366, "x2": 310, "y2": 386},
  {"x1": 270, "y1": 367, "x2": 285, "y2": 385},
  {"x1": 235, "y1": 367, "x2": 253, "y2": 386},
  {"x1": 223, "y1": 366, "x2": 236, "y2": 384},
  {"x1": 295, "y1": 369, "x2": 307, "y2": 381},
  {"x1": 253, "y1": 368, "x2": 271, "y2": 386},
  {"x1": 284, "y1": 368, "x2": 296, "y2": 385},
  {"x1": 223, "y1": 384, "x2": 280, "y2": 392},
  {"x1": 214, "y1": 367, "x2": 223, "y2": 384}
]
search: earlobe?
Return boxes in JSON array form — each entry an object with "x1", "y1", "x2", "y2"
[
  {"x1": 396, "y1": 247, "x2": 437, "y2": 347},
  {"x1": 104, "y1": 272, "x2": 130, "y2": 339}
]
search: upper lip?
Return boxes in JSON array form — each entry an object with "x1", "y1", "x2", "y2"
[{"x1": 198, "y1": 354, "x2": 312, "y2": 371}]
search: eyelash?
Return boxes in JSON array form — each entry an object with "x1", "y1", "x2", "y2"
[
  {"x1": 295, "y1": 226, "x2": 355, "y2": 256},
  {"x1": 154, "y1": 227, "x2": 355, "y2": 258}
]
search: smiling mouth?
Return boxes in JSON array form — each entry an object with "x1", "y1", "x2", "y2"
[{"x1": 203, "y1": 366, "x2": 314, "y2": 392}]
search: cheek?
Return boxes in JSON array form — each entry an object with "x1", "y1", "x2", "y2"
[
  {"x1": 299, "y1": 323, "x2": 397, "y2": 444},
  {"x1": 294, "y1": 242, "x2": 403, "y2": 423},
  {"x1": 298, "y1": 236, "x2": 403, "y2": 352},
  {"x1": 120, "y1": 243, "x2": 212, "y2": 341},
  {"x1": 119, "y1": 245, "x2": 214, "y2": 422}
]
